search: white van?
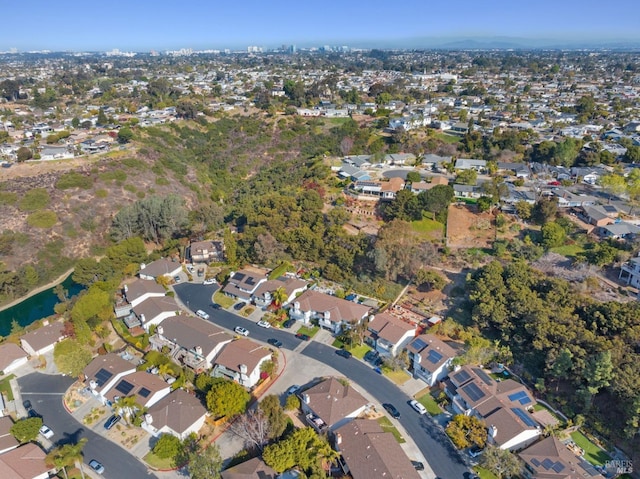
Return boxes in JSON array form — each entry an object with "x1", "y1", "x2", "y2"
[{"x1": 409, "y1": 399, "x2": 427, "y2": 415}]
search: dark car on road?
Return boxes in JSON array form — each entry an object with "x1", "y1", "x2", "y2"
[
  {"x1": 382, "y1": 403, "x2": 400, "y2": 418},
  {"x1": 210, "y1": 303, "x2": 221, "y2": 309},
  {"x1": 283, "y1": 319, "x2": 296, "y2": 328},
  {"x1": 364, "y1": 350, "x2": 382, "y2": 365},
  {"x1": 233, "y1": 302, "x2": 246, "y2": 311},
  {"x1": 104, "y1": 414, "x2": 121, "y2": 430},
  {"x1": 335, "y1": 349, "x2": 352, "y2": 359},
  {"x1": 28, "y1": 409, "x2": 42, "y2": 419},
  {"x1": 267, "y1": 338, "x2": 283, "y2": 348},
  {"x1": 295, "y1": 333, "x2": 310, "y2": 341},
  {"x1": 22, "y1": 399, "x2": 32, "y2": 410},
  {"x1": 411, "y1": 461, "x2": 424, "y2": 471}
]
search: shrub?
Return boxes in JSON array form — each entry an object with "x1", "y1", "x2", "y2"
[
  {"x1": 56, "y1": 171, "x2": 93, "y2": 189},
  {"x1": 0, "y1": 191, "x2": 18, "y2": 205},
  {"x1": 18, "y1": 188, "x2": 50, "y2": 212},
  {"x1": 27, "y1": 210, "x2": 58, "y2": 228}
]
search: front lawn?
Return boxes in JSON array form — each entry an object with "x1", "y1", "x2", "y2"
[
  {"x1": 474, "y1": 466, "x2": 498, "y2": 479},
  {"x1": 377, "y1": 416, "x2": 405, "y2": 443},
  {"x1": 415, "y1": 392, "x2": 442, "y2": 416},
  {"x1": 570, "y1": 431, "x2": 611, "y2": 467},
  {"x1": 143, "y1": 450, "x2": 175, "y2": 470},
  {"x1": 346, "y1": 344, "x2": 371, "y2": 359},
  {"x1": 297, "y1": 325, "x2": 319, "y2": 338},
  {"x1": 550, "y1": 244, "x2": 585, "y2": 257},
  {"x1": 213, "y1": 291, "x2": 235, "y2": 309},
  {"x1": 382, "y1": 367, "x2": 411, "y2": 385},
  {"x1": 411, "y1": 217, "x2": 444, "y2": 234},
  {"x1": 0, "y1": 374, "x2": 15, "y2": 401}
]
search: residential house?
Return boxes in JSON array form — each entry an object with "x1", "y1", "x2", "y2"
[
  {"x1": 84, "y1": 353, "x2": 137, "y2": 405},
  {"x1": 571, "y1": 167, "x2": 603, "y2": 185},
  {"x1": 450, "y1": 122, "x2": 469, "y2": 135},
  {"x1": 343, "y1": 155, "x2": 372, "y2": 169},
  {"x1": 0, "y1": 443, "x2": 54, "y2": 479},
  {"x1": 39, "y1": 145, "x2": 74, "y2": 161},
  {"x1": 289, "y1": 290, "x2": 372, "y2": 334},
  {"x1": 444, "y1": 366, "x2": 541, "y2": 451},
  {"x1": 104, "y1": 371, "x2": 171, "y2": 409},
  {"x1": 519, "y1": 436, "x2": 604, "y2": 479},
  {"x1": 619, "y1": 256, "x2": 640, "y2": 288},
  {"x1": 339, "y1": 163, "x2": 371, "y2": 182},
  {"x1": 299, "y1": 377, "x2": 371, "y2": 432},
  {"x1": 222, "y1": 267, "x2": 269, "y2": 302},
  {"x1": 333, "y1": 419, "x2": 420, "y2": 479},
  {"x1": 453, "y1": 184, "x2": 482, "y2": 199},
  {"x1": 497, "y1": 162, "x2": 531, "y2": 179},
  {"x1": 220, "y1": 457, "x2": 277, "y2": 479},
  {"x1": 20, "y1": 320, "x2": 66, "y2": 356},
  {"x1": 353, "y1": 180, "x2": 383, "y2": 197},
  {"x1": 581, "y1": 205, "x2": 616, "y2": 227},
  {"x1": 380, "y1": 177, "x2": 405, "y2": 200},
  {"x1": 152, "y1": 316, "x2": 232, "y2": 371},
  {"x1": 0, "y1": 417, "x2": 19, "y2": 454},
  {"x1": 132, "y1": 296, "x2": 180, "y2": 330},
  {"x1": 251, "y1": 275, "x2": 308, "y2": 308},
  {"x1": 455, "y1": 158, "x2": 487, "y2": 171},
  {"x1": 123, "y1": 278, "x2": 166, "y2": 308},
  {"x1": 189, "y1": 240, "x2": 224, "y2": 264},
  {"x1": 422, "y1": 154, "x2": 451, "y2": 171},
  {"x1": 554, "y1": 190, "x2": 597, "y2": 208},
  {"x1": 0, "y1": 343, "x2": 28, "y2": 375},
  {"x1": 143, "y1": 389, "x2": 208, "y2": 440},
  {"x1": 365, "y1": 312, "x2": 417, "y2": 357},
  {"x1": 598, "y1": 222, "x2": 640, "y2": 240},
  {"x1": 384, "y1": 153, "x2": 416, "y2": 165},
  {"x1": 138, "y1": 259, "x2": 182, "y2": 281},
  {"x1": 407, "y1": 334, "x2": 457, "y2": 387},
  {"x1": 212, "y1": 339, "x2": 272, "y2": 389}
]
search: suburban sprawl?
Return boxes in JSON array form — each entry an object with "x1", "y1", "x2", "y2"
[{"x1": 0, "y1": 47, "x2": 639, "y2": 479}]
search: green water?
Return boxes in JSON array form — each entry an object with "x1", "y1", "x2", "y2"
[{"x1": 0, "y1": 275, "x2": 83, "y2": 337}]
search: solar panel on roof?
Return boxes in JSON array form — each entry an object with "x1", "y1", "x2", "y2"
[
  {"x1": 95, "y1": 368, "x2": 113, "y2": 387},
  {"x1": 512, "y1": 407, "x2": 537, "y2": 428},
  {"x1": 519, "y1": 396, "x2": 532, "y2": 405},
  {"x1": 234, "y1": 273, "x2": 246, "y2": 281},
  {"x1": 454, "y1": 369, "x2": 471, "y2": 383},
  {"x1": 508, "y1": 391, "x2": 532, "y2": 406},
  {"x1": 246, "y1": 277, "x2": 255, "y2": 285},
  {"x1": 551, "y1": 462, "x2": 566, "y2": 473},
  {"x1": 475, "y1": 368, "x2": 493, "y2": 385},
  {"x1": 115, "y1": 380, "x2": 135, "y2": 396},
  {"x1": 530, "y1": 458, "x2": 541, "y2": 467},
  {"x1": 541, "y1": 458, "x2": 554, "y2": 470},
  {"x1": 463, "y1": 383, "x2": 486, "y2": 402},
  {"x1": 427, "y1": 350, "x2": 443, "y2": 364},
  {"x1": 412, "y1": 338, "x2": 427, "y2": 350},
  {"x1": 139, "y1": 387, "x2": 151, "y2": 398}
]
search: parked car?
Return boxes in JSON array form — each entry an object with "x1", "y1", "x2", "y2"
[
  {"x1": 382, "y1": 403, "x2": 400, "y2": 419},
  {"x1": 364, "y1": 350, "x2": 382, "y2": 366},
  {"x1": 267, "y1": 338, "x2": 283, "y2": 348},
  {"x1": 409, "y1": 399, "x2": 427, "y2": 415},
  {"x1": 203, "y1": 278, "x2": 216, "y2": 285},
  {"x1": 104, "y1": 414, "x2": 121, "y2": 430},
  {"x1": 196, "y1": 309, "x2": 210, "y2": 320},
  {"x1": 234, "y1": 326, "x2": 249, "y2": 337},
  {"x1": 173, "y1": 275, "x2": 181, "y2": 283},
  {"x1": 468, "y1": 446, "x2": 485, "y2": 458},
  {"x1": 233, "y1": 302, "x2": 246, "y2": 311},
  {"x1": 286, "y1": 385, "x2": 300, "y2": 396},
  {"x1": 283, "y1": 319, "x2": 296, "y2": 329},
  {"x1": 210, "y1": 303, "x2": 221, "y2": 309},
  {"x1": 257, "y1": 320, "x2": 271, "y2": 329},
  {"x1": 22, "y1": 399, "x2": 32, "y2": 410},
  {"x1": 335, "y1": 349, "x2": 352, "y2": 359},
  {"x1": 187, "y1": 265, "x2": 195, "y2": 273},
  {"x1": 295, "y1": 333, "x2": 310, "y2": 341},
  {"x1": 28, "y1": 409, "x2": 42, "y2": 419},
  {"x1": 39, "y1": 425, "x2": 54, "y2": 439},
  {"x1": 89, "y1": 459, "x2": 105, "y2": 474},
  {"x1": 411, "y1": 461, "x2": 425, "y2": 471}
]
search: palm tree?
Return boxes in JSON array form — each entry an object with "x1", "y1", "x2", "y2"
[
  {"x1": 158, "y1": 363, "x2": 172, "y2": 381},
  {"x1": 46, "y1": 438, "x2": 88, "y2": 479},
  {"x1": 272, "y1": 287, "x2": 288, "y2": 308},
  {"x1": 114, "y1": 395, "x2": 139, "y2": 425}
]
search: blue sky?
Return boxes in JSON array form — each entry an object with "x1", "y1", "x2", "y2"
[{"x1": 4, "y1": 0, "x2": 640, "y2": 51}]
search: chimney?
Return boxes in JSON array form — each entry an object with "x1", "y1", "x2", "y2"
[
  {"x1": 239, "y1": 364, "x2": 248, "y2": 374},
  {"x1": 324, "y1": 311, "x2": 331, "y2": 320},
  {"x1": 157, "y1": 325, "x2": 164, "y2": 336},
  {"x1": 89, "y1": 380, "x2": 97, "y2": 390},
  {"x1": 489, "y1": 425, "x2": 498, "y2": 438},
  {"x1": 123, "y1": 284, "x2": 128, "y2": 293},
  {"x1": 42, "y1": 319, "x2": 49, "y2": 327},
  {"x1": 303, "y1": 393, "x2": 310, "y2": 404},
  {"x1": 144, "y1": 413, "x2": 153, "y2": 425},
  {"x1": 335, "y1": 433, "x2": 342, "y2": 445},
  {"x1": 140, "y1": 314, "x2": 146, "y2": 323},
  {"x1": 195, "y1": 346, "x2": 203, "y2": 356},
  {"x1": 293, "y1": 301, "x2": 300, "y2": 311}
]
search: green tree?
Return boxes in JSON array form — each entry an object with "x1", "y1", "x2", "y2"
[
  {"x1": 153, "y1": 434, "x2": 181, "y2": 460},
  {"x1": 71, "y1": 117, "x2": 80, "y2": 128},
  {"x1": 541, "y1": 221, "x2": 566, "y2": 248},
  {"x1": 10, "y1": 417, "x2": 42, "y2": 443},
  {"x1": 272, "y1": 286, "x2": 288, "y2": 307},
  {"x1": 45, "y1": 438, "x2": 88, "y2": 479},
  {"x1": 414, "y1": 269, "x2": 446, "y2": 291},
  {"x1": 445, "y1": 414, "x2": 488, "y2": 449},
  {"x1": 585, "y1": 350, "x2": 614, "y2": 396},
  {"x1": 53, "y1": 339, "x2": 93, "y2": 377},
  {"x1": 117, "y1": 126, "x2": 134, "y2": 144},
  {"x1": 514, "y1": 200, "x2": 533, "y2": 220},
  {"x1": 477, "y1": 196, "x2": 493, "y2": 212},
  {"x1": 481, "y1": 445, "x2": 522, "y2": 479},
  {"x1": 405, "y1": 171, "x2": 422, "y2": 183},
  {"x1": 599, "y1": 173, "x2": 627, "y2": 202},
  {"x1": 187, "y1": 443, "x2": 222, "y2": 479},
  {"x1": 16, "y1": 146, "x2": 33, "y2": 162},
  {"x1": 259, "y1": 394, "x2": 288, "y2": 440},
  {"x1": 263, "y1": 427, "x2": 337, "y2": 474},
  {"x1": 206, "y1": 380, "x2": 250, "y2": 418},
  {"x1": 96, "y1": 109, "x2": 108, "y2": 126},
  {"x1": 455, "y1": 169, "x2": 477, "y2": 185},
  {"x1": 532, "y1": 197, "x2": 558, "y2": 224},
  {"x1": 549, "y1": 348, "x2": 573, "y2": 391},
  {"x1": 284, "y1": 393, "x2": 300, "y2": 411}
]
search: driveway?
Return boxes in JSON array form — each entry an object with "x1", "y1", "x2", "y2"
[{"x1": 17, "y1": 373, "x2": 157, "y2": 479}]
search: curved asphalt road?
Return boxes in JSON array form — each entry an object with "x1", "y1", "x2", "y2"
[
  {"x1": 175, "y1": 283, "x2": 469, "y2": 479},
  {"x1": 17, "y1": 373, "x2": 157, "y2": 479}
]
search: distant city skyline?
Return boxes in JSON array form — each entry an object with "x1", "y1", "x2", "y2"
[{"x1": 4, "y1": 0, "x2": 640, "y2": 52}]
